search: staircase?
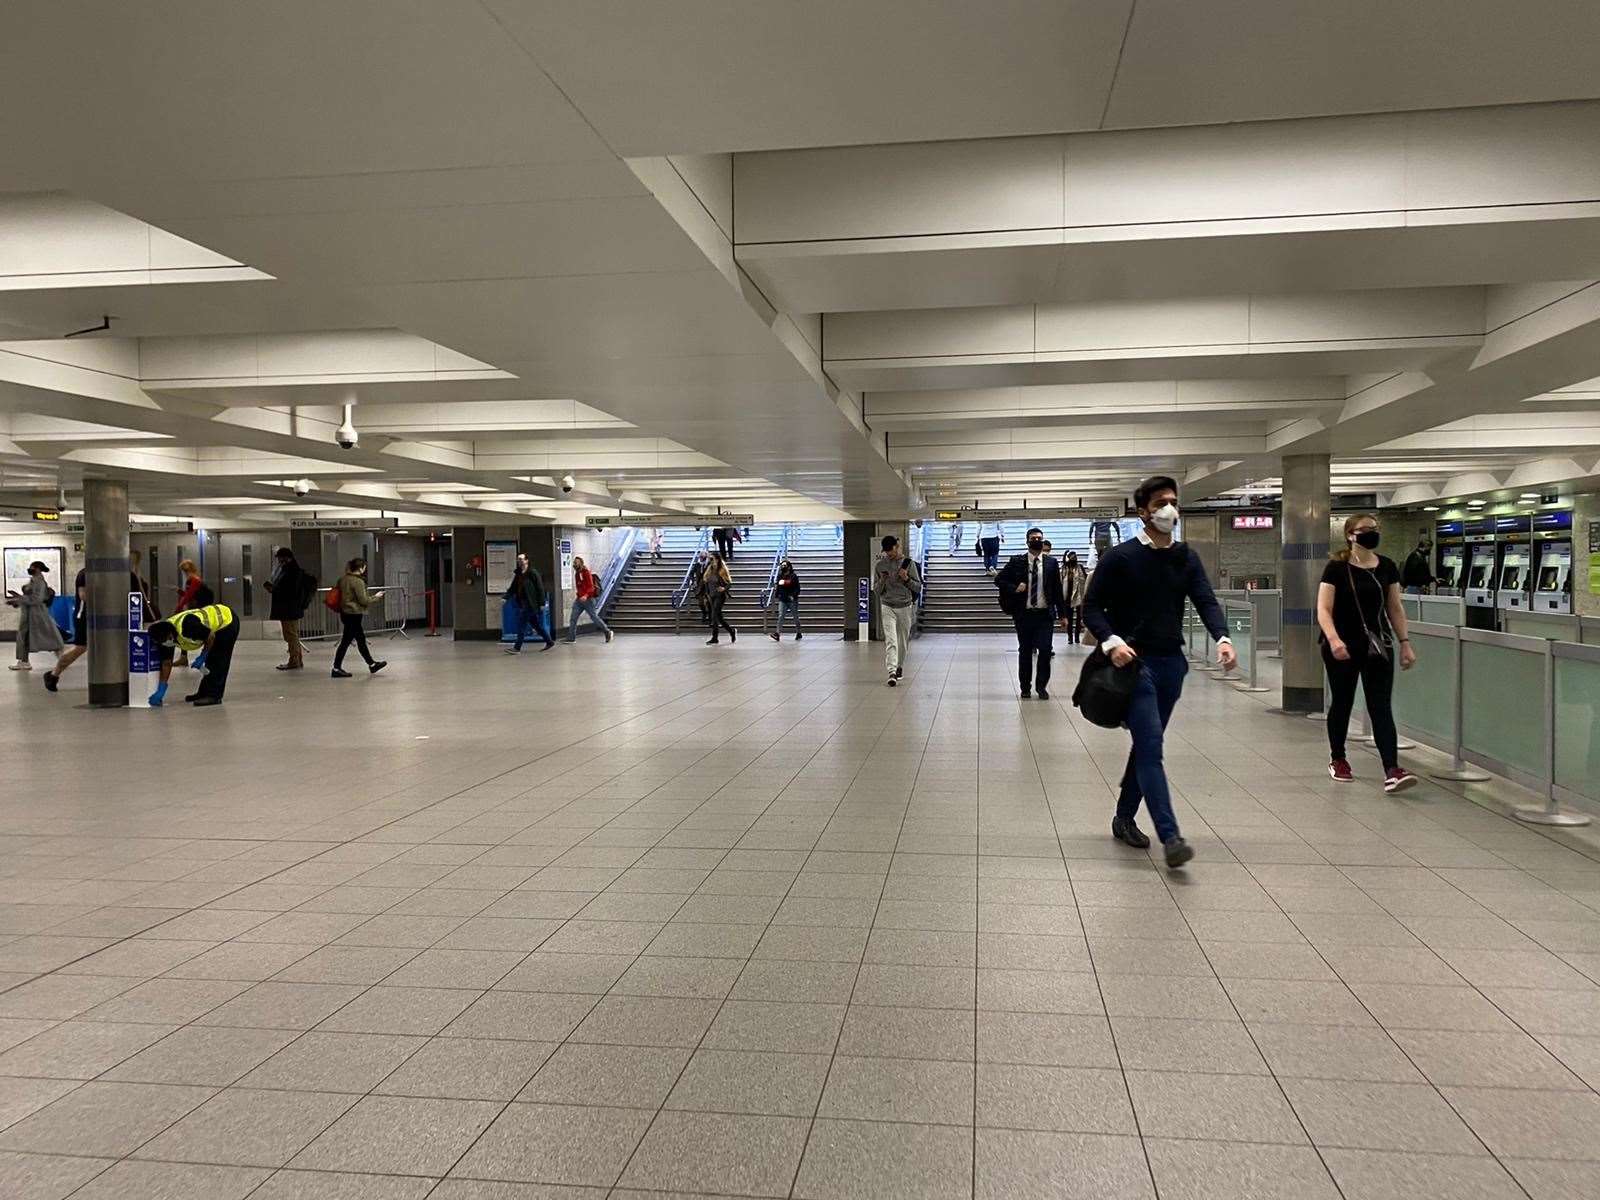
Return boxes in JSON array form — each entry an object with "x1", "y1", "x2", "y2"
[
  {"x1": 779, "y1": 524, "x2": 845, "y2": 634},
  {"x1": 919, "y1": 520, "x2": 1100, "y2": 633},
  {"x1": 604, "y1": 524, "x2": 845, "y2": 635},
  {"x1": 603, "y1": 526, "x2": 705, "y2": 633}
]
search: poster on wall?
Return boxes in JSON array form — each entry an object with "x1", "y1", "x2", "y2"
[
  {"x1": 485, "y1": 541, "x2": 518, "y2": 595},
  {"x1": 4, "y1": 547, "x2": 65, "y2": 600},
  {"x1": 560, "y1": 538, "x2": 574, "y2": 591}
]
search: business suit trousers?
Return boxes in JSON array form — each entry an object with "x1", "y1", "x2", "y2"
[{"x1": 1014, "y1": 610, "x2": 1055, "y2": 692}]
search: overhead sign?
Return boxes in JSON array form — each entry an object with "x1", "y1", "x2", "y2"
[
  {"x1": 585, "y1": 513, "x2": 754, "y2": 528},
  {"x1": 66, "y1": 520, "x2": 195, "y2": 534},
  {"x1": 32, "y1": 510, "x2": 60, "y2": 522},
  {"x1": 934, "y1": 507, "x2": 1123, "y2": 521},
  {"x1": 289, "y1": 517, "x2": 400, "y2": 530}
]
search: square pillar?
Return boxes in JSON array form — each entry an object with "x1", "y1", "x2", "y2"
[
  {"x1": 84, "y1": 478, "x2": 130, "y2": 707},
  {"x1": 1280, "y1": 454, "x2": 1331, "y2": 712}
]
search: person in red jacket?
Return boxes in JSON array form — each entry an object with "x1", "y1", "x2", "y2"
[{"x1": 566, "y1": 556, "x2": 614, "y2": 644}]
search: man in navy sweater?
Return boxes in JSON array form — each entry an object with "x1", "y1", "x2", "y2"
[{"x1": 1083, "y1": 476, "x2": 1235, "y2": 868}]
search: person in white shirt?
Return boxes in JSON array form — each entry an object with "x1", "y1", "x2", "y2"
[{"x1": 976, "y1": 521, "x2": 1003, "y2": 574}]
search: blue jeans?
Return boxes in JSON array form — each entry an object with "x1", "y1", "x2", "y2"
[
  {"x1": 1014, "y1": 610, "x2": 1055, "y2": 691},
  {"x1": 980, "y1": 537, "x2": 1000, "y2": 570},
  {"x1": 1116, "y1": 653, "x2": 1189, "y2": 844},
  {"x1": 513, "y1": 601, "x2": 552, "y2": 649},
  {"x1": 567, "y1": 597, "x2": 610, "y2": 641},
  {"x1": 775, "y1": 597, "x2": 802, "y2": 635}
]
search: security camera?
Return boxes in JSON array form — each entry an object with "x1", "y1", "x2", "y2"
[
  {"x1": 334, "y1": 404, "x2": 358, "y2": 451},
  {"x1": 560, "y1": 474, "x2": 575, "y2": 494},
  {"x1": 292, "y1": 478, "x2": 312, "y2": 498}
]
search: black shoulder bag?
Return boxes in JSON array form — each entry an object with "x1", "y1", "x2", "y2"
[{"x1": 1346, "y1": 563, "x2": 1392, "y2": 659}]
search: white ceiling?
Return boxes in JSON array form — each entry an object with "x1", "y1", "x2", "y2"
[{"x1": 4, "y1": 2, "x2": 1600, "y2": 527}]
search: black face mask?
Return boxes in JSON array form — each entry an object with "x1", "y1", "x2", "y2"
[
  {"x1": 1354, "y1": 530, "x2": 1381, "y2": 550},
  {"x1": 1027, "y1": 538, "x2": 1043, "y2": 552}
]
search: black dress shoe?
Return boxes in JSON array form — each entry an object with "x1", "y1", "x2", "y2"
[
  {"x1": 1163, "y1": 837, "x2": 1195, "y2": 869},
  {"x1": 331, "y1": 669, "x2": 352, "y2": 678},
  {"x1": 184, "y1": 692, "x2": 202, "y2": 702},
  {"x1": 191, "y1": 696, "x2": 221, "y2": 707},
  {"x1": 1019, "y1": 688, "x2": 1030, "y2": 699},
  {"x1": 1036, "y1": 688, "x2": 1049, "y2": 700},
  {"x1": 369, "y1": 660, "x2": 387, "y2": 675},
  {"x1": 1111, "y1": 816, "x2": 1151, "y2": 849}
]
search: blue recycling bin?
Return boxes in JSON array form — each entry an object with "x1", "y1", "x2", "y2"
[
  {"x1": 500, "y1": 598, "x2": 553, "y2": 644},
  {"x1": 49, "y1": 595, "x2": 74, "y2": 641}
]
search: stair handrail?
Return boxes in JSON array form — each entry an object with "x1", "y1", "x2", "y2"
[
  {"x1": 912, "y1": 521, "x2": 932, "y2": 632},
  {"x1": 593, "y1": 526, "x2": 641, "y2": 617},
  {"x1": 669, "y1": 525, "x2": 714, "y2": 611},
  {"x1": 758, "y1": 524, "x2": 793, "y2": 633}
]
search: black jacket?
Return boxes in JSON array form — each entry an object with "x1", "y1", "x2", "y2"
[
  {"x1": 504, "y1": 568, "x2": 545, "y2": 611},
  {"x1": 774, "y1": 567, "x2": 801, "y2": 600},
  {"x1": 1401, "y1": 549, "x2": 1435, "y2": 588},
  {"x1": 266, "y1": 561, "x2": 311, "y2": 620},
  {"x1": 995, "y1": 552, "x2": 1065, "y2": 618}
]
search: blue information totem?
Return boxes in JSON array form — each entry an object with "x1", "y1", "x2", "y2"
[
  {"x1": 857, "y1": 577, "x2": 870, "y2": 639},
  {"x1": 128, "y1": 590, "x2": 156, "y2": 701}
]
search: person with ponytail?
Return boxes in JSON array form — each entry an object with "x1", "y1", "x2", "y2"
[{"x1": 1316, "y1": 514, "x2": 1417, "y2": 793}]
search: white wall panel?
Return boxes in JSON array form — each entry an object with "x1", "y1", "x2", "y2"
[
  {"x1": 668, "y1": 154, "x2": 734, "y2": 240},
  {"x1": 1063, "y1": 115, "x2": 1407, "y2": 228},
  {"x1": 1405, "y1": 103, "x2": 1600, "y2": 211},
  {"x1": 1036, "y1": 296, "x2": 1250, "y2": 352},
  {"x1": 1249, "y1": 288, "x2": 1484, "y2": 344},
  {"x1": 824, "y1": 306, "x2": 1034, "y2": 361},
  {"x1": 734, "y1": 138, "x2": 1064, "y2": 244}
]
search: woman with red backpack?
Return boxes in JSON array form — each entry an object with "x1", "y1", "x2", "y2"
[{"x1": 565, "y1": 556, "x2": 614, "y2": 644}]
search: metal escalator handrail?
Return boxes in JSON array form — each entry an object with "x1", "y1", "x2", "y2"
[{"x1": 593, "y1": 526, "x2": 641, "y2": 616}]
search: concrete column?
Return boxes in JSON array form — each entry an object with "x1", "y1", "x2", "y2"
[
  {"x1": 84, "y1": 478, "x2": 129, "y2": 708},
  {"x1": 450, "y1": 527, "x2": 494, "y2": 640},
  {"x1": 842, "y1": 521, "x2": 876, "y2": 640},
  {"x1": 1280, "y1": 454, "x2": 1331, "y2": 712}
]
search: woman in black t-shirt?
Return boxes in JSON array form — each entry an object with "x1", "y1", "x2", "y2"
[{"x1": 1316, "y1": 513, "x2": 1418, "y2": 793}]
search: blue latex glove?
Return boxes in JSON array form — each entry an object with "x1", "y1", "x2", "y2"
[{"x1": 191, "y1": 651, "x2": 207, "y2": 672}]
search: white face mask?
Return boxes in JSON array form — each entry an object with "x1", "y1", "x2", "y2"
[{"x1": 1148, "y1": 503, "x2": 1180, "y2": 534}]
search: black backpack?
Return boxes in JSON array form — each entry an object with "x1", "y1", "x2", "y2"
[{"x1": 1071, "y1": 648, "x2": 1141, "y2": 728}]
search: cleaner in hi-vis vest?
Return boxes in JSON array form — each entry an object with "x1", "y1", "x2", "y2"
[{"x1": 147, "y1": 603, "x2": 239, "y2": 707}]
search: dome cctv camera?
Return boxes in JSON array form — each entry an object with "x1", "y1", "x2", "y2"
[
  {"x1": 561, "y1": 474, "x2": 575, "y2": 494},
  {"x1": 292, "y1": 479, "x2": 311, "y2": 498},
  {"x1": 334, "y1": 403, "x2": 358, "y2": 450}
]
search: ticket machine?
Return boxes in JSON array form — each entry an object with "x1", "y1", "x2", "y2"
[
  {"x1": 1495, "y1": 542, "x2": 1532, "y2": 614},
  {"x1": 1434, "y1": 521, "x2": 1465, "y2": 591},
  {"x1": 1462, "y1": 519, "x2": 1499, "y2": 629},
  {"x1": 1532, "y1": 510, "x2": 1574, "y2": 614}
]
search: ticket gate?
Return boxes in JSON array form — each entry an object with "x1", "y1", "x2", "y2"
[{"x1": 1533, "y1": 541, "x2": 1573, "y2": 614}]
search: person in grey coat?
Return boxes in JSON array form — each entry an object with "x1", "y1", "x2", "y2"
[{"x1": 7, "y1": 561, "x2": 65, "y2": 670}]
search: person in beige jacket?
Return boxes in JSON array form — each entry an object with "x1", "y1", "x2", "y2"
[{"x1": 331, "y1": 558, "x2": 387, "y2": 678}]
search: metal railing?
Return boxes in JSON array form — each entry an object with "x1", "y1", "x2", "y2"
[
  {"x1": 758, "y1": 524, "x2": 793, "y2": 635},
  {"x1": 671, "y1": 526, "x2": 714, "y2": 634},
  {"x1": 911, "y1": 522, "x2": 931, "y2": 634},
  {"x1": 1216, "y1": 589, "x2": 1281, "y2": 656},
  {"x1": 299, "y1": 585, "x2": 411, "y2": 642}
]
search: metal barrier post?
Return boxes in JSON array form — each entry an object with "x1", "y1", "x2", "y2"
[
  {"x1": 1512, "y1": 636, "x2": 1592, "y2": 826},
  {"x1": 425, "y1": 589, "x2": 440, "y2": 637},
  {"x1": 1427, "y1": 624, "x2": 1489, "y2": 782}
]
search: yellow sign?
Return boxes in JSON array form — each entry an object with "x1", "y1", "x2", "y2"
[
  {"x1": 1589, "y1": 553, "x2": 1600, "y2": 595},
  {"x1": 33, "y1": 510, "x2": 60, "y2": 522}
]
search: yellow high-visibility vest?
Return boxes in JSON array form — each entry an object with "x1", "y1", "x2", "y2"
[{"x1": 173, "y1": 603, "x2": 234, "y2": 651}]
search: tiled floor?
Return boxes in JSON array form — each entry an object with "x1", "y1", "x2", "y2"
[{"x1": 3, "y1": 632, "x2": 1600, "y2": 1199}]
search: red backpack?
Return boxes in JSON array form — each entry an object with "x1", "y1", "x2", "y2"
[{"x1": 324, "y1": 582, "x2": 342, "y2": 612}]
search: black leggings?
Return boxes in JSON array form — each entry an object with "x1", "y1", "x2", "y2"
[
  {"x1": 1324, "y1": 648, "x2": 1398, "y2": 770},
  {"x1": 1066, "y1": 605, "x2": 1083, "y2": 644},
  {"x1": 706, "y1": 594, "x2": 735, "y2": 640},
  {"x1": 334, "y1": 613, "x2": 373, "y2": 669}
]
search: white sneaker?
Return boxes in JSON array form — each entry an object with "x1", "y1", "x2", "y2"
[
  {"x1": 605, "y1": 630, "x2": 615, "y2": 643},
  {"x1": 9, "y1": 663, "x2": 31, "y2": 671}
]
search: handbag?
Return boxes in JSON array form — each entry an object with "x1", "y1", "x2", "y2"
[
  {"x1": 1072, "y1": 647, "x2": 1141, "y2": 728},
  {"x1": 1346, "y1": 563, "x2": 1392, "y2": 659}
]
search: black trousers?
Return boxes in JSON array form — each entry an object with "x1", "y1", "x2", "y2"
[
  {"x1": 706, "y1": 594, "x2": 735, "y2": 640},
  {"x1": 334, "y1": 613, "x2": 373, "y2": 669},
  {"x1": 1324, "y1": 647, "x2": 1399, "y2": 770},
  {"x1": 714, "y1": 532, "x2": 733, "y2": 559},
  {"x1": 1065, "y1": 605, "x2": 1083, "y2": 643},
  {"x1": 194, "y1": 621, "x2": 240, "y2": 700},
  {"x1": 1014, "y1": 610, "x2": 1055, "y2": 691}
]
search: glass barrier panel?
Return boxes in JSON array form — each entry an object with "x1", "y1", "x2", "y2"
[
  {"x1": 1554, "y1": 654, "x2": 1600, "y2": 805},
  {"x1": 1402, "y1": 597, "x2": 1421, "y2": 622},
  {"x1": 1461, "y1": 640, "x2": 1546, "y2": 778},
  {"x1": 1390, "y1": 629, "x2": 1457, "y2": 745},
  {"x1": 1228, "y1": 602, "x2": 1253, "y2": 676}
]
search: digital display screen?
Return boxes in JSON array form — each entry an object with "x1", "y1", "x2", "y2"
[{"x1": 1231, "y1": 514, "x2": 1274, "y2": 530}]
